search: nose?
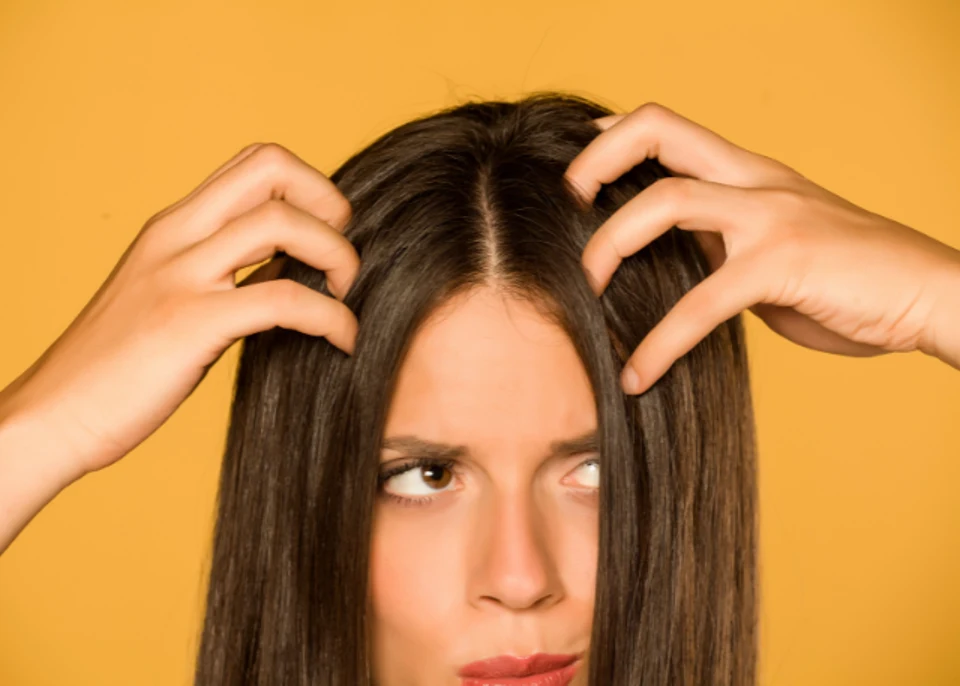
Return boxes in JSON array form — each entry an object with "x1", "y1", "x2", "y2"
[{"x1": 469, "y1": 488, "x2": 564, "y2": 611}]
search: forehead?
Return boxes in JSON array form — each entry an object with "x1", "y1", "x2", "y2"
[{"x1": 383, "y1": 286, "x2": 597, "y2": 455}]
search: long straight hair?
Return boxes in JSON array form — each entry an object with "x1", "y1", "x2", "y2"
[{"x1": 193, "y1": 92, "x2": 758, "y2": 685}]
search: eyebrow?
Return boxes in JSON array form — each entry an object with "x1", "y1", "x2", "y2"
[{"x1": 380, "y1": 428, "x2": 599, "y2": 461}]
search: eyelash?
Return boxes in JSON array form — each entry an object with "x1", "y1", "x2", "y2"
[
  {"x1": 376, "y1": 457, "x2": 458, "y2": 508},
  {"x1": 376, "y1": 457, "x2": 600, "y2": 508}
]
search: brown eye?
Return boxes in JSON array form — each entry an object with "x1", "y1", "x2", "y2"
[
  {"x1": 420, "y1": 464, "x2": 452, "y2": 489},
  {"x1": 380, "y1": 459, "x2": 457, "y2": 498}
]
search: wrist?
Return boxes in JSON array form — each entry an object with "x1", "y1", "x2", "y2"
[
  {"x1": 920, "y1": 252, "x2": 960, "y2": 370},
  {"x1": 0, "y1": 400, "x2": 89, "y2": 554}
]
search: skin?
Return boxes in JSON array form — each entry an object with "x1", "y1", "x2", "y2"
[
  {"x1": 566, "y1": 103, "x2": 960, "y2": 393},
  {"x1": 370, "y1": 287, "x2": 597, "y2": 685},
  {"x1": 0, "y1": 102, "x2": 958, "y2": 679}
]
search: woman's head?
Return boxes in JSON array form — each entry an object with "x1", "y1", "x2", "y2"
[{"x1": 194, "y1": 92, "x2": 757, "y2": 686}]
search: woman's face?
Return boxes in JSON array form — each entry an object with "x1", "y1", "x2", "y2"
[{"x1": 369, "y1": 285, "x2": 598, "y2": 685}]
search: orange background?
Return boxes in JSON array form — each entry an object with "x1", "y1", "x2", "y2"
[{"x1": 1, "y1": 1, "x2": 958, "y2": 684}]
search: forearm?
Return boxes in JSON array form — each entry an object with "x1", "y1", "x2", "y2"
[{"x1": 0, "y1": 401, "x2": 87, "y2": 555}]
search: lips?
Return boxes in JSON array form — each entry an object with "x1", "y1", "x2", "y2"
[{"x1": 457, "y1": 652, "x2": 582, "y2": 682}]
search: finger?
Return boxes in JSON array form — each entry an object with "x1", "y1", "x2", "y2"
[
  {"x1": 177, "y1": 199, "x2": 360, "y2": 301},
  {"x1": 581, "y1": 177, "x2": 757, "y2": 296},
  {"x1": 566, "y1": 102, "x2": 781, "y2": 205},
  {"x1": 170, "y1": 142, "x2": 353, "y2": 245},
  {"x1": 592, "y1": 114, "x2": 626, "y2": 131},
  {"x1": 149, "y1": 142, "x2": 265, "y2": 225},
  {"x1": 202, "y1": 278, "x2": 358, "y2": 355},
  {"x1": 621, "y1": 257, "x2": 765, "y2": 395}
]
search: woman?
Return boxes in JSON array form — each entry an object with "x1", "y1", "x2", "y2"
[{"x1": 0, "y1": 94, "x2": 957, "y2": 686}]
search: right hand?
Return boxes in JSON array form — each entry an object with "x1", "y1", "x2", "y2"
[{"x1": 0, "y1": 142, "x2": 360, "y2": 478}]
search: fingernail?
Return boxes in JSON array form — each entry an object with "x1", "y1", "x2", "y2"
[{"x1": 621, "y1": 366, "x2": 642, "y2": 395}]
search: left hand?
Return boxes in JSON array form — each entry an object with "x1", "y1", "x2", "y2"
[{"x1": 564, "y1": 102, "x2": 960, "y2": 395}]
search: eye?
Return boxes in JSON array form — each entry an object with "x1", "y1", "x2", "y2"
[
  {"x1": 563, "y1": 457, "x2": 600, "y2": 489},
  {"x1": 378, "y1": 458, "x2": 457, "y2": 502}
]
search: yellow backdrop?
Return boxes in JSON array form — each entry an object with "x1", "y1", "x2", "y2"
[{"x1": 1, "y1": 1, "x2": 958, "y2": 684}]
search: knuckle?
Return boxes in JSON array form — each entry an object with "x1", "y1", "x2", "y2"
[
  {"x1": 330, "y1": 233, "x2": 359, "y2": 263},
  {"x1": 251, "y1": 142, "x2": 293, "y2": 170},
  {"x1": 649, "y1": 175, "x2": 695, "y2": 209},
  {"x1": 269, "y1": 278, "x2": 303, "y2": 313},
  {"x1": 139, "y1": 210, "x2": 177, "y2": 244},
  {"x1": 757, "y1": 152, "x2": 803, "y2": 180},
  {"x1": 142, "y1": 208, "x2": 169, "y2": 230},
  {"x1": 128, "y1": 224, "x2": 180, "y2": 274},
  {"x1": 134, "y1": 220, "x2": 168, "y2": 258},
  {"x1": 632, "y1": 101, "x2": 672, "y2": 124},
  {"x1": 330, "y1": 192, "x2": 353, "y2": 228},
  {"x1": 137, "y1": 211, "x2": 195, "y2": 265},
  {"x1": 257, "y1": 197, "x2": 296, "y2": 225}
]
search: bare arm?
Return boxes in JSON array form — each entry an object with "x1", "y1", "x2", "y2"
[
  {"x1": 0, "y1": 399, "x2": 88, "y2": 554},
  {"x1": 922, "y1": 256, "x2": 960, "y2": 372},
  {"x1": 0, "y1": 142, "x2": 361, "y2": 556}
]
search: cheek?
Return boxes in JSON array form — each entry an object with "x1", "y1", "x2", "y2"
[
  {"x1": 369, "y1": 510, "x2": 464, "y2": 642},
  {"x1": 562, "y1": 501, "x2": 600, "y2": 599}
]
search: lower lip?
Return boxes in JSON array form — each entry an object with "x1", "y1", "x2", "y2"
[{"x1": 459, "y1": 658, "x2": 582, "y2": 686}]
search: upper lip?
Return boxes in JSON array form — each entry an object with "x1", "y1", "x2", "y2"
[{"x1": 457, "y1": 652, "x2": 582, "y2": 678}]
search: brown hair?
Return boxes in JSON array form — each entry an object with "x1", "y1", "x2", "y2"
[{"x1": 193, "y1": 92, "x2": 758, "y2": 685}]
